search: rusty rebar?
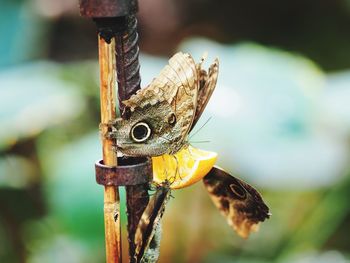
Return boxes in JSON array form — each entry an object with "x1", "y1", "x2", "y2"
[
  {"x1": 115, "y1": 15, "x2": 141, "y2": 114},
  {"x1": 113, "y1": 15, "x2": 151, "y2": 262}
]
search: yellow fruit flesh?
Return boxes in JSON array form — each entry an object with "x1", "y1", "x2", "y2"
[{"x1": 152, "y1": 145, "x2": 218, "y2": 189}]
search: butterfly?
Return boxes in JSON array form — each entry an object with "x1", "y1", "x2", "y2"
[
  {"x1": 110, "y1": 52, "x2": 219, "y2": 156},
  {"x1": 203, "y1": 166, "x2": 270, "y2": 238}
]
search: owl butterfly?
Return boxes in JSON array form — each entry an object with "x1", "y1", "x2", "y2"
[
  {"x1": 111, "y1": 52, "x2": 218, "y2": 156},
  {"x1": 203, "y1": 167, "x2": 270, "y2": 238}
]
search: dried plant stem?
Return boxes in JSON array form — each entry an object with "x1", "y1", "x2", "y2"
[{"x1": 98, "y1": 36, "x2": 122, "y2": 263}]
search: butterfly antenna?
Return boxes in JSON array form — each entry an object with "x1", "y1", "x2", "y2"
[
  {"x1": 189, "y1": 116, "x2": 212, "y2": 139},
  {"x1": 190, "y1": 140, "x2": 211, "y2": 144}
]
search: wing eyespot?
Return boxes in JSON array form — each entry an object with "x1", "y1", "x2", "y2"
[
  {"x1": 131, "y1": 122, "x2": 152, "y2": 143},
  {"x1": 229, "y1": 183, "x2": 247, "y2": 200},
  {"x1": 167, "y1": 113, "x2": 176, "y2": 126}
]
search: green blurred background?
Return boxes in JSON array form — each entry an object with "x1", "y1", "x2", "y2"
[{"x1": 1, "y1": 0, "x2": 350, "y2": 262}]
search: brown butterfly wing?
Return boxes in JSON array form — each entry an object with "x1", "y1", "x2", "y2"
[
  {"x1": 203, "y1": 166, "x2": 270, "y2": 238},
  {"x1": 167, "y1": 53, "x2": 198, "y2": 151},
  {"x1": 121, "y1": 52, "x2": 198, "y2": 154},
  {"x1": 190, "y1": 58, "x2": 219, "y2": 131}
]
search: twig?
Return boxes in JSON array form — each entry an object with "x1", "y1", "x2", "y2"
[{"x1": 98, "y1": 36, "x2": 122, "y2": 263}]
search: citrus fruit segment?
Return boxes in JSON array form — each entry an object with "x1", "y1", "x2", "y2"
[{"x1": 152, "y1": 145, "x2": 218, "y2": 189}]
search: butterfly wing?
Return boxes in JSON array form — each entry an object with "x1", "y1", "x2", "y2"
[
  {"x1": 203, "y1": 166, "x2": 270, "y2": 238},
  {"x1": 190, "y1": 58, "x2": 219, "y2": 131},
  {"x1": 167, "y1": 52, "x2": 199, "y2": 151},
  {"x1": 123, "y1": 52, "x2": 198, "y2": 136},
  {"x1": 134, "y1": 186, "x2": 171, "y2": 262},
  {"x1": 117, "y1": 52, "x2": 199, "y2": 155}
]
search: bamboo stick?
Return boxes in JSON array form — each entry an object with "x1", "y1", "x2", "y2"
[{"x1": 98, "y1": 36, "x2": 122, "y2": 263}]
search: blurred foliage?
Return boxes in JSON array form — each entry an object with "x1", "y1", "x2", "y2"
[{"x1": 1, "y1": 0, "x2": 350, "y2": 263}]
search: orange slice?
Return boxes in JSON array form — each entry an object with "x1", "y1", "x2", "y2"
[{"x1": 152, "y1": 145, "x2": 218, "y2": 189}]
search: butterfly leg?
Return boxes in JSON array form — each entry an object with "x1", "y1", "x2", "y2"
[
  {"x1": 99, "y1": 120, "x2": 117, "y2": 139},
  {"x1": 161, "y1": 155, "x2": 179, "y2": 185},
  {"x1": 172, "y1": 154, "x2": 182, "y2": 181},
  {"x1": 186, "y1": 145, "x2": 198, "y2": 163},
  {"x1": 161, "y1": 155, "x2": 170, "y2": 182},
  {"x1": 187, "y1": 144, "x2": 194, "y2": 156},
  {"x1": 98, "y1": 121, "x2": 119, "y2": 153}
]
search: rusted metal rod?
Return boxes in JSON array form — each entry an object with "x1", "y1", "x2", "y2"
[
  {"x1": 115, "y1": 15, "x2": 141, "y2": 114},
  {"x1": 113, "y1": 15, "x2": 151, "y2": 263},
  {"x1": 98, "y1": 36, "x2": 122, "y2": 263}
]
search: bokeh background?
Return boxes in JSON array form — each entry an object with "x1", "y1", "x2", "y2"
[{"x1": 1, "y1": 0, "x2": 350, "y2": 262}]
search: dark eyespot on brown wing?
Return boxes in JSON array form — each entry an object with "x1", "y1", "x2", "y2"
[
  {"x1": 229, "y1": 183, "x2": 247, "y2": 200},
  {"x1": 167, "y1": 113, "x2": 176, "y2": 126},
  {"x1": 130, "y1": 122, "x2": 152, "y2": 142}
]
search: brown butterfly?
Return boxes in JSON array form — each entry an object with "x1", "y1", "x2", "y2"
[
  {"x1": 109, "y1": 52, "x2": 218, "y2": 156},
  {"x1": 203, "y1": 167, "x2": 270, "y2": 238}
]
